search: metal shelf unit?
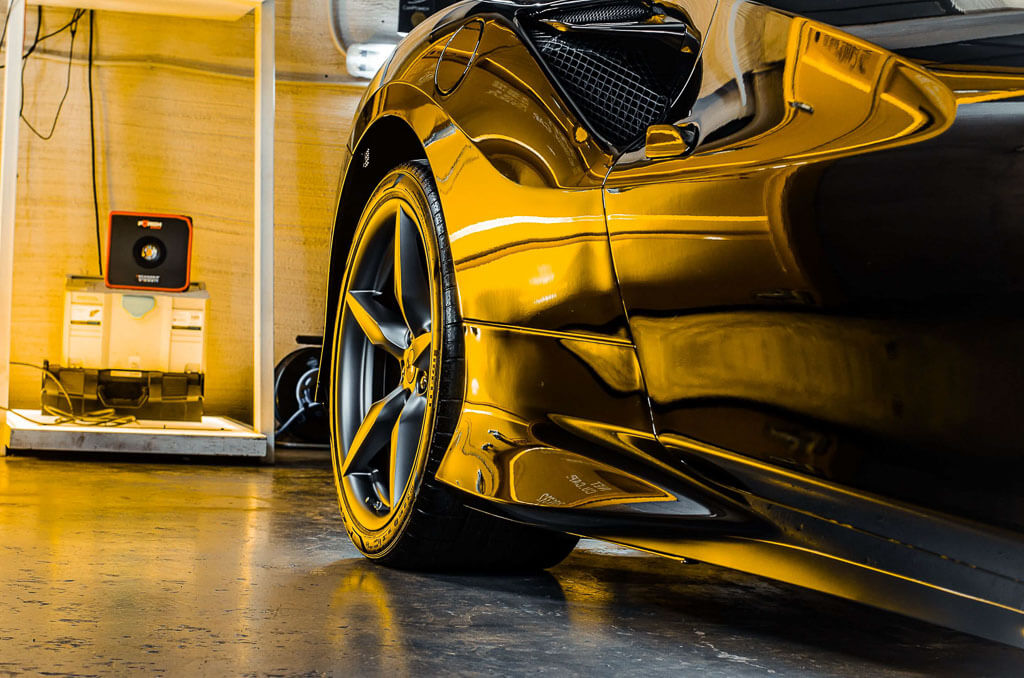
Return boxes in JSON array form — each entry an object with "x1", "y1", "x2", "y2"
[{"x1": 0, "y1": 0, "x2": 276, "y2": 459}]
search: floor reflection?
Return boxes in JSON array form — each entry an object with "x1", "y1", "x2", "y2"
[{"x1": 0, "y1": 452, "x2": 1021, "y2": 676}]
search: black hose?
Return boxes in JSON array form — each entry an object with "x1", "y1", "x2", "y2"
[{"x1": 88, "y1": 10, "x2": 101, "y2": 277}]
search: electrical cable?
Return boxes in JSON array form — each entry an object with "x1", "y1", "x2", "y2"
[
  {"x1": 21, "y1": 6, "x2": 40, "y2": 62},
  {"x1": 0, "y1": 0, "x2": 16, "y2": 55},
  {"x1": 34, "y1": 9, "x2": 85, "y2": 44},
  {"x1": 0, "y1": 7, "x2": 96, "y2": 266},
  {"x1": 274, "y1": 404, "x2": 314, "y2": 438},
  {"x1": 2, "y1": 361, "x2": 136, "y2": 427},
  {"x1": 19, "y1": 9, "x2": 81, "y2": 140},
  {"x1": 1, "y1": 6, "x2": 84, "y2": 68},
  {"x1": 88, "y1": 9, "x2": 101, "y2": 277}
]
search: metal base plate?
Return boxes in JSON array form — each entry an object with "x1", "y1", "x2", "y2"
[{"x1": 2, "y1": 410, "x2": 267, "y2": 457}]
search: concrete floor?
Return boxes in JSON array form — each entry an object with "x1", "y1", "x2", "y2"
[{"x1": 0, "y1": 451, "x2": 1022, "y2": 677}]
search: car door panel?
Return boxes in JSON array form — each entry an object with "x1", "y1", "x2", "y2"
[{"x1": 601, "y1": 0, "x2": 1024, "y2": 534}]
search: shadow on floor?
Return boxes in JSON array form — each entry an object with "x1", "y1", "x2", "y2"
[
  {"x1": 282, "y1": 550, "x2": 1023, "y2": 676},
  {"x1": 1, "y1": 451, "x2": 1020, "y2": 676}
]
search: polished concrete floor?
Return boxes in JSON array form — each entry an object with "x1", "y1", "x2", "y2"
[{"x1": 1, "y1": 450, "x2": 1022, "y2": 677}]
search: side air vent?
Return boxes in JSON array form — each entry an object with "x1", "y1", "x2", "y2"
[
  {"x1": 520, "y1": 1, "x2": 698, "y2": 150},
  {"x1": 528, "y1": 30, "x2": 672, "y2": 148},
  {"x1": 545, "y1": 2, "x2": 651, "y2": 25}
]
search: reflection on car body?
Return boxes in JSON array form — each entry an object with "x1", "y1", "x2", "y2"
[{"x1": 319, "y1": 0, "x2": 1024, "y2": 648}]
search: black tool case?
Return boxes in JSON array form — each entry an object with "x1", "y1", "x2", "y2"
[{"x1": 41, "y1": 364, "x2": 204, "y2": 422}]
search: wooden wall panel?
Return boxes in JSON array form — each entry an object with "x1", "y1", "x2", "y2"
[{"x1": 3, "y1": 2, "x2": 365, "y2": 422}]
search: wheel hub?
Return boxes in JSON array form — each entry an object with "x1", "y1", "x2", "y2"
[{"x1": 400, "y1": 347, "x2": 419, "y2": 390}]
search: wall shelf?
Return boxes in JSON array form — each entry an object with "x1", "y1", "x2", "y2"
[
  {"x1": 0, "y1": 0, "x2": 276, "y2": 460},
  {"x1": 37, "y1": 0, "x2": 262, "y2": 21}
]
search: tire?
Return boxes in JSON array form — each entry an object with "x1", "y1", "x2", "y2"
[
  {"x1": 329, "y1": 161, "x2": 577, "y2": 571},
  {"x1": 274, "y1": 347, "x2": 329, "y2": 443}
]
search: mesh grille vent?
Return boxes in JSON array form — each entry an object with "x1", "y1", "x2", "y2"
[
  {"x1": 546, "y1": 2, "x2": 651, "y2": 25},
  {"x1": 529, "y1": 29, "x2": 669, "y2": 147}
]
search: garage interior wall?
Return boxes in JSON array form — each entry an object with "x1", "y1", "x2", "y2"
[{"x1": 0, "y1": 2, "x2": 365, "y2": 421}]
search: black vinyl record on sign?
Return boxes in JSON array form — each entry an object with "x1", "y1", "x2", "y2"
[{"x1": 105, "y1": 211, "x2": 192, "y2": 292}]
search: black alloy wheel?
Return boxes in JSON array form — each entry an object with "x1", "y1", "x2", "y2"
[
  {"x1": 329, "y1": 161, "x2": 578, "y2": 570},
  {"x1": 333, "y1": 163, "x2": 441, "y2": 540}
]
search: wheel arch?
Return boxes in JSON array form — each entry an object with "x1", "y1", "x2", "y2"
[{"x1": 316, "y1": 112, "x2": 430, "y2": 403}]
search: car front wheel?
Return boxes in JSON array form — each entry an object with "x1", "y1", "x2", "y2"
[{"x1": 329, "y1": 161, "x2": 578, "y2": 570}]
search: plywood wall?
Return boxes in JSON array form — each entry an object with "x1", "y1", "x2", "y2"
[{"x1": 2, "y1": 2, "x2": 367, "y2": 421}]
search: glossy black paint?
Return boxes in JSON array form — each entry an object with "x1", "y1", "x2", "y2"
[{"x1": 320, "y1": 0, "x2": 1024, "y2": 648}]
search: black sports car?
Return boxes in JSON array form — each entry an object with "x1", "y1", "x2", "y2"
[{"x1": 318, "y1": 0, "x2": 1024, "y2": 648}]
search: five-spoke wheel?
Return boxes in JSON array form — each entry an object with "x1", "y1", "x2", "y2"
[
  {"x1": 329, "y1": 162, "x2": 578, "y2": 569},
  {"x1": 334, "y1": 183, "x2": 439, "y2": 533}
]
